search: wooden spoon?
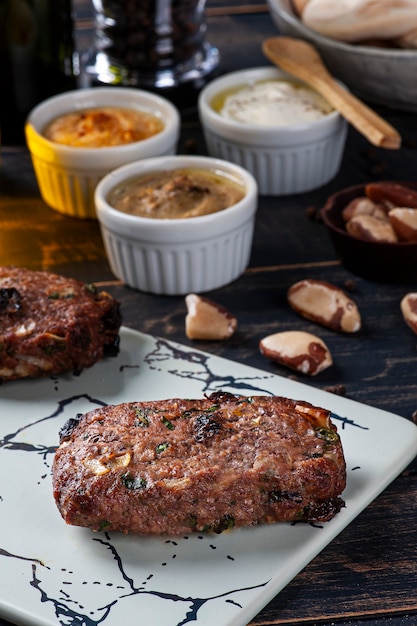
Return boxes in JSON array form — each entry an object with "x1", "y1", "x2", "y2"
[{"x1": 262, "y1": 36, "x2": 401, "y2": 149}]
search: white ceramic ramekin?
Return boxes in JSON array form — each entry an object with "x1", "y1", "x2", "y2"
[
  {"x1": 95, "y1": 155, "x2": 258, "y2": 295},
  {"x1": 198, "y1": 66, "x2": 348, "y2": 196},
  {"x1": 25, "y1": 87, "x2": 180, "y2": 219}
]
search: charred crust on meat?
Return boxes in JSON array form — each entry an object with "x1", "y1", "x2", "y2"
[
  {"x1": 268, "y1": 490, "x2": 303, "y2": 504},
  {"x1": 59, "y1": 413, "x2": 84, "y2": 442},
  {"x1": 0, "y1": 288, "x2": 22, "y2": 314},
  {"x1": 212, "y1": 514, "x2": 236, "y2": 534},
  {"x1": 206, "y1": 390, "x2": 238, "y2": 403},
  {"x1": 103, "y1": 334, "x2": 120, "y2": 357},
  {"x1": 194, "y1": 413, "x2": 223, "y2": 442},
  {"x1": 101, "y1": 305, "x2": 122, "y2": 333},
  {"x1": 188, "y1": 513, "x2": 236, "y2": 534},
  {"x1": 300, "y1": 496, "x2": 345, "y2": 522}
]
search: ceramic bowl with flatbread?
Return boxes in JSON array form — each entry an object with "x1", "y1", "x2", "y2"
[{"x1": 267, "y1": 0, "x2": 417, "y2": 112}]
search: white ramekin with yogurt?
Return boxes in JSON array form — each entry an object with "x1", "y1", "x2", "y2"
[
  {"x1": 198, "y1": 66, "x2": 348, "y2": 196},
  {"x1": 217, "y1": 79, "x2": 334, "y2": 126}
]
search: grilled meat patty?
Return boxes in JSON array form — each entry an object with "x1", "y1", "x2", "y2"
[
  {"x1": 53, "y1": 391, "x2": 346, "y2": 535},
  {"x1": 0, "y1": 266, "x2": 121, "y2": 381}
]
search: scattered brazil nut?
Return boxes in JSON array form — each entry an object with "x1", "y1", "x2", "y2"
[
  {"x1": 259, "y1": 330, "x2": 332, "y2": 376},
  {"x1": 185, "y1": 294, "x2": 237, "y2": 340},
  {"x1": 400, "y1": 292, "x2": 417, "y2": 335},
  {"x1": 388, "y1": 207, "x2": 417, "y2": 242},
  {"x1": 287, "y1": 279, "x2": 361, "y2": 333}
]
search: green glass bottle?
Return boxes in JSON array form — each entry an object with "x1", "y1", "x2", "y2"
[{"x1": 0, "y1": 0, "x2": 77, "y2": 144}]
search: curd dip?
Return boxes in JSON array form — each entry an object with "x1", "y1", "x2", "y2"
[
  {"x1": 44, "y1": 106, "x2": 164, "y2": 147},
  {"x1": 213, "y1": 79, "x2": 333, "y2": 126},
  {"x1": 107, "y1": 168, "x2": 245, "y2": 219}
]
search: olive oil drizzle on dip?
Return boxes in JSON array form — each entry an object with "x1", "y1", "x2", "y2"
[
  {"x1": 107, "y1": 168, "x2": 246, "y2": 219},
  {"x1": 43, "y1": 106, "x2": 164, "y2": 147},
  {"x1": 212, "y1": 79, "x2": 334, "y2": 126}
]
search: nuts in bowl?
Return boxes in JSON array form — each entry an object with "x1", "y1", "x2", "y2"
[
  {"x1": 25, "y1": 88, "x2": 180, "y2": 219},
  {"x1": 320, "y1": 181, "x2": 417, "y2": 282},
  {"x1": 94, "y1": 155, "x2": 258, "y2": 295},
  {"x1": 198, "y1": 66, "x2": 347, "y2": 195}
]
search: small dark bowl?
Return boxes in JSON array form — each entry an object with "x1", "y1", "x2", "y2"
[{"x1": 320, "y1": 182, "x2": 417, "y2": 283}]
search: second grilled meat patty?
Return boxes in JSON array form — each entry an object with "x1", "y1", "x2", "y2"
[{"x1": 0, "y1": 266, "x2": 121, "y2": 381}]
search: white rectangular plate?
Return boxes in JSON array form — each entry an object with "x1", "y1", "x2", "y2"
[{"x1": 1, "y1": 328, "x2": 417, "y2": 626}]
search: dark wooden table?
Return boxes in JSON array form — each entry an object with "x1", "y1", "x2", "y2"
[{"x1": 1, "y1": 2, "x2": 417, "y2": 626}]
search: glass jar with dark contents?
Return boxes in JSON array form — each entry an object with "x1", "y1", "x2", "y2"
[{"x1": 83, "y1": 0, "x2": 219, "y2": 108}]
